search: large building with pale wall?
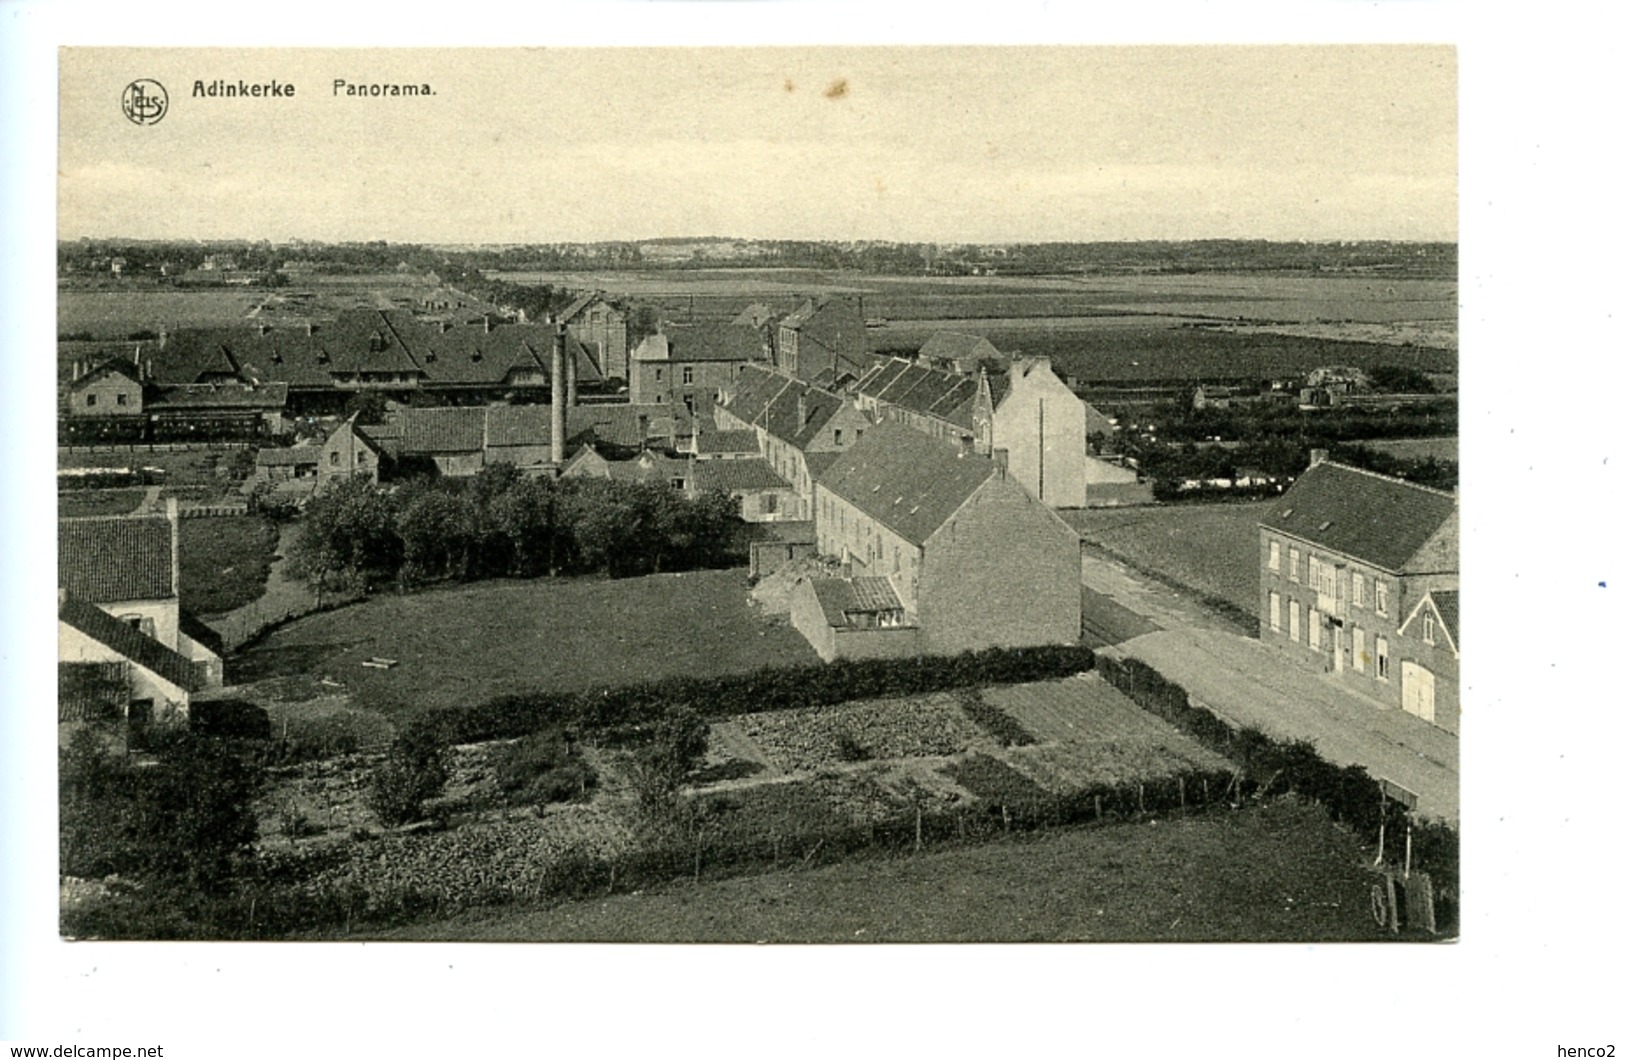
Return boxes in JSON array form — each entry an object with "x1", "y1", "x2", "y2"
[
  {"x1": 1258, "y1": 458, "x2": 1460, "y2": 732},
  {"x1": 57, "y1": 503, "x2": 224, "y2": 746},
  {"x1": 776, "y1": 297, "x2": 868, "y2": 385},
  {"x1": 556, "y1": 292, "x2": 630, "y2": 382},
  {"x1": 793, "y1": 422, "x2": 1081, "y2": 660}
]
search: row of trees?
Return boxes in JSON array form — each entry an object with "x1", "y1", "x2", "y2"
[{"x1": 286, "y1": 466, "x2": 744, "y2": 596}]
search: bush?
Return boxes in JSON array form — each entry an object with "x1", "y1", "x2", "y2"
[
  {"x1": 493, "y1": 728, "x2": 596, "y2": 806},
  {"x1": 957, "y1": 688, "x2": 1037, "y2": 747},
  {"x1": 365, "y1": 728, "x2": 449, "y2": 826}
]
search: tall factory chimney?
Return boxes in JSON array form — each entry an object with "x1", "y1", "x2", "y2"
[
  {"x1": 551, "y1": 323, "x2": 567, "y2": 473},
  {"x1": 565, "y1": 336, "x2": 578, "y2": 409}
]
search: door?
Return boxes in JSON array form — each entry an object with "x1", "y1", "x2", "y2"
[
  {"x1": 1332, "y1": 624, "x2": 1344, "y2": 673},
  {"x1": 1401, "y1": 662, "x2": 1436, "y2": 723}
]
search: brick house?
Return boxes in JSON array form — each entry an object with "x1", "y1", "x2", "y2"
[
  {"x1": 556, "y1": 292, "x2": 630, "y2": 382},
  {"x1": 628, "y1": 321, "x2": 765, "y2": 417},
  {"x1": 1258, "y1": 457, "x2": 1460, "y2": 731},
  {"x1": 57, "y1": 503, "x2": 224, "y2": 747},
  {"x1": 793, "y1": 422, "x2": 1081, "y2": 660},
  {"x1": 776, "y1": 296, "x2": 868, "y2": 385}
]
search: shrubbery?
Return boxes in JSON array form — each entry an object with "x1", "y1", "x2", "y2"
[
  {"x1": 365, "y1": 727, "x2": 450, "y2": 827},
  {"x1": 493, "y1": 728, "x2": 596, "y2": 806}
]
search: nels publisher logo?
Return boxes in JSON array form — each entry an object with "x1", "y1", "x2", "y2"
[{"x1": 121, "y1": 79, "x2": 168, "y2": 126}]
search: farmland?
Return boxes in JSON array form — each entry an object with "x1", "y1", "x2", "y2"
[
  {"x1": 231, "y1": 568, "x2": 822, "y2": 716},
  {"x1": 1065, "y1": 502, "x2": 1269, "y2": 621},
  {"x1": 1362, "y1": 436, "x2": 1460, "y2": 462}
]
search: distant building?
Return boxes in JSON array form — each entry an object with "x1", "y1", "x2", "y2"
[
  {"x1": 628, "y1": 321, "x2": 766, "y2": 416},
  {"x1": 1193, "y1": 385, "x2": 1232, "y2": 410},
  {"x1": 1258, "y1": 456, "x2": 1459, "y2": 732},
  {"x1": 555, "y1": 292, "x2": 630, "y2": 382},
  {"x1": 777, "y1": 296, "x2": 868, "y2": 386},
  {"x1": 916, "y1": 331, "x2": 1001, "y2": 374},
  {"x1": 57, "y1": 502, "x2": 224, "y2": 748},
  {"x1": 792, "y1": 422, "x2": 1082, "y2": 660}
]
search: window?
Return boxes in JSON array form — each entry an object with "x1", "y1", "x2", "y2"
[
  {"x1": 1375, "y1": 579, "x2": 1389, "y2": 616},
  {"x1": 116, "y1": 393, "x2": 129, "y2": 406},
  {"x1": 1268, "y1": 540, "x2": 1281, "y2": 572},
  {"x1": 834, "y1": 429, "x2": 843, "y2": 445},
  {"x1": 330, "y1": 451, "x2": 339, "y2": 466},
  {"x1": 762, "y1": 493, "x2": 778, "y2": 514},
  {"x1": 1289, "y1": 600, "x2": 1301, "y2": 642},
  {"x1": 1308, "y1": 609, "x2": 1321, "y2": 650},
  {"x1": 85, "y1": 394, "x2": 97, "y2": 407},
  {"x1": 1288, "y1": 547, "x2": 1301, "y2": 583},
  {"x1": 1351, "y1": 572, "x2": 1365, "y2": 608},
  {"x1": 682, "y1": 366, "x2": 695, "y2": 385},
  {"x1": 1353, "y1": 627, "x2": 1367, "y2": 673},
  {"x1": 1376, "y1": 636, "x2": 1390, "y2": 680},
  {"x1": 1269, "y1": 591, "x2": 1281, "y2": 632},
  {"x1": 1423, "y1": 611, "x2": 1436, "y2": 645},
  {"x1": 655, "y1": 368, "x2": 663, "y2": 382}
]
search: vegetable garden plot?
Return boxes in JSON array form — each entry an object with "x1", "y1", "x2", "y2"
[
  {"x1": 1000, "y1": 738, "x2": 1230, "y2": 795},
  {"x1": 732, "y1": 693, "x2": 985, "y2": 773},
  {"x1": 982, "y1": 675, "x2": 1178, "y2": 745}
]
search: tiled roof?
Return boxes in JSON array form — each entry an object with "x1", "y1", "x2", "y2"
[
  {"x1": 59, "y1": 515, "x2": 174, "y2": 603},
  {"x1": 634, "y1": 322, "x2": 764, "y2": 364},
  {"x1": 816, "y1": 422, "x2": 998, "y2": 547},
  {"x1": 1260, "y1": 461, "x2": 1457, "y2": 573},
  {"x1": 484, "y1": 405, "x2": 552, "y2": 448},
  {"x1": 695, "y1": 429, "x2": 761, "y2": 456},
  {"x1": 58, "y1": 595, "x2": 200, "y2": 692},
  {"x1": 555, "y1": 292, "x2": 611, "y2": 325},
  {"x1": 179, "y1": 609, "x2": 225, "y2": 656},
  {"x1": 722, "y1": 364, "x2": 796, "y2": 426},
  {"x1": 397, "y1": 407, "x2": 488, "y2": 454},
  {"x1": 1431, "y1": 589, "x2": 1459, "y2": 641},
  {"x1": 71, "y1": 358, "x2": 143, "y2": 389},
  {"x1": 856, "y1": 357, "x2": 980, "y2": 431},
  {"x1": 150, "y1": 309, "x2": 595, "y2": 392},
  {"x1": 804, "y1": 451, "x2": 841, "y2": 481},
  {"x1": 690, "y1": 458, "x2": 791, "y2": 493},
  {"x1": 808, "y1": 576, "x2": 904, "y2": 628}
]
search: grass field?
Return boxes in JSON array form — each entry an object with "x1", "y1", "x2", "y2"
[
  {"x1": 57, "y1": 289, "x2": 265, "y2": 337},
  {"x1": 1066, "y1": 502, "x2": 1268, "y2": 620},
  {"x1": 387, "y1": 797, "x2": 1394, "y2": 942},
  {"x1": 232, "y1": 569, "x2": 820, "y2": 716},
  {"x1": 57, "y1": 488, "x2": 148, "y2": 518},
  {"x1": 178, "y1": 516, "x2": 279, "y2": 616},
  {"x1": 1362, "y1": 437, "x2": 1460, "y2": 462}
]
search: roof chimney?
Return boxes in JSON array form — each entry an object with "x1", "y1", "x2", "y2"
[{"x1": 797, "y1": 392, "x2": 809, "y2": 429}]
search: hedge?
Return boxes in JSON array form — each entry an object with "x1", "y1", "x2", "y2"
[
  {"x1": 405, "y1": 643, "x2": 1098, "y2": 749},
  {"x1": 1094, "y1": 652, "x2": 1459, "y2": 931}
]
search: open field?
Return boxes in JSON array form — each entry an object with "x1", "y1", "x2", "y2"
[
  {"x1": 1361, "y1": 436, "x2": 1460, "y2": 462},
  {"x1": 178, "y1": 516, "x2": 279, "y2": 616},
  {"x1": 57, "y1": 289, "x2": 267, "y2": 337},
  {"x1": 231, "y1": 569, "x2": 821, "y2": 716},
  {"x1": 1065, "y1": 502, "x2": 1268, "y2": 621},
  {"x1": 57, "y1": 488, "x2": 148, "y2": 518},
  {"x1": 387, "y1": 797, "x2": 1392, "y2": 942}
]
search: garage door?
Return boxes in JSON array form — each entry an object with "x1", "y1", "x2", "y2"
[{"x1": 1401, "y1": 661, "x2": 1436, "y2": 723}]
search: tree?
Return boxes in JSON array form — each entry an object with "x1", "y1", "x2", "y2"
[
  {"x1": 286, "y1": 477, "x2": 400, "y2": 598},
  {"x1": 488, "y1": 474, "x2": 557, "y2": 577},
  {"x1": 628, "y1": 705, "x2": 709, "y2": 817},
  {"x1": 365, "y1": 725, "x2": 450, "y2": 827},
  {"x1": 343, "y1": 391, "x2": 388, "y2": 426}
]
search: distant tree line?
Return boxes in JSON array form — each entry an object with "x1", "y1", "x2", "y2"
[{"x1": 285, "y1": 465, "x2": 744, "y2": 598}]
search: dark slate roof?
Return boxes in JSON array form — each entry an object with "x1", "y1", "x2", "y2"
[
  {"x1": 59, "y1": 515, "x2": 174, "y2": 602},
  {"x1": 72, "y1": 359, "x2": 143, "y2": 389},
  {"x1": 1260, "y1": 461, "x2": 1457, "y2": 572},
  {"x1": 646, "y1": 322, "x2": 765, "y2": 363},
  {"x1": 695, "y1": 429, "x2": 760, "y2": 456},
  {"x1": 808, "y1": 576, "x2": 904, "y2": 627},
  {"x1": 804, "y1": 451, "x2": 840, "y2": 481},
  {"x1": 722, "y1": 364, "x2": 796, "y2": 426},
  {"x1": 149, "y1": 309, "x2": 589, "y2": 391},
  {"x1": 857, "y1": 358, "x2": 979, "y2": 430},
  {"x1": 1431, "y1": 589, "x2": 1459, "y2": 642},
  {"x1": 397, "y1": 407, "x2": 488, "y2": 454},
  {"x1": 817, "y1": 422, "x2": 999, "y2": 547},
  {"x1": 690, "y1": 458, "x2": 791, "y2": 493},
  {"x1": 484, "y1": 405, "x2": 552, "y2": 448},
  {"x1": 58, "y1": 595, "x2": 200, "y2": 692}
]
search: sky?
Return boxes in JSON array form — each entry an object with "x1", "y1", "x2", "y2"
[{"x1": 58, "y1": 45, "x2": 1456, "y2": 245}]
